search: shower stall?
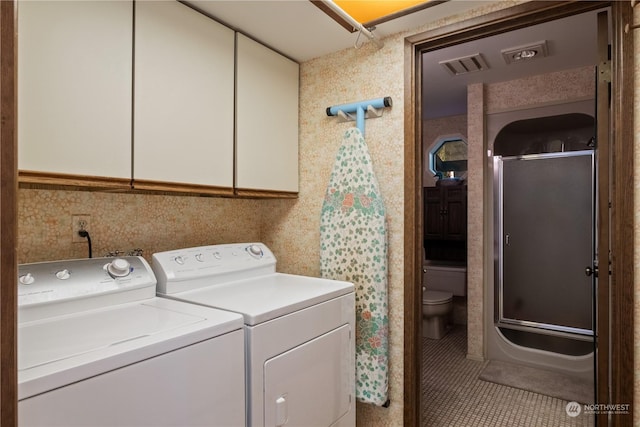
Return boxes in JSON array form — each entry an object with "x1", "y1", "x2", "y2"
[{"x1": 486, "y1": 100, "x2": 596, "y2": 382}]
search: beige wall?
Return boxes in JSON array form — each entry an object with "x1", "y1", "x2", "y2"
[
  {"x1": 466, "y1": 83, "x2": 485, "y2": 361},
  {"x1": 18, "y1": 189, "x2": 262, "y2": 263}
]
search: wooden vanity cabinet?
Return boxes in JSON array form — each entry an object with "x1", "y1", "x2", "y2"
[
  {"x1": 424, "y1": 185, "x2": 467, "y2": 241},
  {"x1": 424, "y1": 185, "x2": 467, "y2": 262}
]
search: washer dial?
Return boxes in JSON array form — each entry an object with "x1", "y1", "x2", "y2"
[{"x1": 107, "y1": 258, "x2": 131, "y2": 278}]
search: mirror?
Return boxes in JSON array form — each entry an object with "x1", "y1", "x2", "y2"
[{"x1": 428, "y1": 134, "x2": 467, "y2": 179}]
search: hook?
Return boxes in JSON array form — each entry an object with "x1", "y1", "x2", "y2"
[{"x1": 625, "y1": 23, "x2": 640, "y2": 33}]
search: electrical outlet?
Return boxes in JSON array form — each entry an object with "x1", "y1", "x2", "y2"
[{"x1": 72, "y1": 215, "x2": 90, "y2": 243}]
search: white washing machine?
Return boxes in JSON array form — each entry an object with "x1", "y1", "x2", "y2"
[
  {"x1": 152, "y1": 243, "x2": 356, "y2": 427},
  {"x1": 18, "y1": 256, "x2": 245, "y2": 426}
]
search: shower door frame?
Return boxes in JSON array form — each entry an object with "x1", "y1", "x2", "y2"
[{"x1": 494, "y1": 150, "x2": 595, "y2": 339}]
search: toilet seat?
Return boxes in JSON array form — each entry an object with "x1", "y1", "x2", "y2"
[{"x1": 423, "y1": 290, "x2": 453, "y2": 305}]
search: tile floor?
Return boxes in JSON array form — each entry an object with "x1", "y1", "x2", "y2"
[{"x1": 421, "y1": 325, "x2": 595, "y2": 427}]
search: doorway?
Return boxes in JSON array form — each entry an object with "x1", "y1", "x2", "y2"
[{"x1": 403, "y1": 2, "x2": 634, "y2": 426}]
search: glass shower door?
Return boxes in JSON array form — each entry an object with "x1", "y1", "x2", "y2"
[{"x1": 496, "y1": 151, "x2": 594, "y2": 336}]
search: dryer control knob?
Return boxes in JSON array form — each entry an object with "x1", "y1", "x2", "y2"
[
  {"x1": 19, "y1": 273, "x2": 35, "y2": 285},
  {"x1": 108, "y1": 258, "x2": 131, "y2": 278},
  {"x1": 247, "y1": 244, "x2": 263, "y2": 258}
]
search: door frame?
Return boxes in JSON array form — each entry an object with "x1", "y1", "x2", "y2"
[
  {"x1": 403, "y1": 1, "x2": 634, "y2": 426},
  {"x1": 0, "y1": 0, "x2": 18, "y2": 424}
]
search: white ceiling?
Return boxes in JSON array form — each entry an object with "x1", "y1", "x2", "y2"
[
  {"x1": 186, "y1": 0, "x2": 490, "y2": 62},
  {"x1": 421, "y1": 8, "x2": 604, "y2": 119},
  {"x1": 185, "y1": 1, "x2": 604, "y2": 119}
]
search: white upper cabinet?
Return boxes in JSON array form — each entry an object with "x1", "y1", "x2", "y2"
[
  {"x1": 134, "y1": 1, "x2": 235, "y2": 191},
  {"x1": 18, "y1": 1, "x2": 298, "y2": 197},
  {"x1": 18, "y1": 1, "x2": 133, "y2": 182},
  {"x1": 236, "y1": 34, "x2": 299, "y2": 194}
]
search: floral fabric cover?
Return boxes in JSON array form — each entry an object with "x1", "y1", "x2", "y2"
[{"x1": 320, "y1": 128, "x2": 389, "y2": 406}]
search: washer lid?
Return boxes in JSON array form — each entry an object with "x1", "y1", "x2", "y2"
[
  {"x1": 168, "y1": 273, "x2": 354, "y2": 326},
  {"x1": 18, "y1": 297, "x2": 243, "y2": 400}
]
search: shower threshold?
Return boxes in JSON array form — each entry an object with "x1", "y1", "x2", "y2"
[{"x1": 497, "y1": 324, "x2": 594, "y2": 356}]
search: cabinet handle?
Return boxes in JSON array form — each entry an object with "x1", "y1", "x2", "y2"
[{"x1": 275, "y1": 395, "x2": 288, "y2": 426}]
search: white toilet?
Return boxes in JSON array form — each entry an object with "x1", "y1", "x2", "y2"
[{"x1": 422, "y1": 261, "x2": 466, "y2": 339}]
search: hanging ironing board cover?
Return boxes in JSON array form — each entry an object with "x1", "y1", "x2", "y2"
[{"x1": 320, "y1": 127, "x2": 389, "y2": 406}]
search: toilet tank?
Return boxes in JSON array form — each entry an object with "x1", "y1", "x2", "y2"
[{"x1": 423, "y1": 261, "x2": 466, "y2": 296}]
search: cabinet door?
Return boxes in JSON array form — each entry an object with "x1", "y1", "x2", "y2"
[
  {"x1": 264, "y1": 326, "x2": 351, "y2": 427},
  {"x1": 424, "y1": 186, "x2": 467, "y2": 240},
  {"x1": 134, "y1": 1, "x2": 235, "y2": 193},
  {"x1": 443, "y1": 186, "x2": 467, "y2": 240},
  {"x1": 18, "y1": 1, "x2": 132, "y2": 185},
  {"x1": 236, "y1": 34, "x2": 299, "y2": 195},
  {"x1": 424, "y1": 187, "x2": 444, "y2": 239}
]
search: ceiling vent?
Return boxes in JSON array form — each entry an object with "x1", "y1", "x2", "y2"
[
  {"x1": 502, "y1": 40, "x2": 549, "y2": 64},
  {"x1": 439, "y1": 53, "x2": 489, "y2": 76}
]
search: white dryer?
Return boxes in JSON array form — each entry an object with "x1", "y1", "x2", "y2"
[
  {"x1": 18, "y1": 256, "x2": 245, "y2": 427},
  {"x1": 152, "y1": 243, "x2": 356, "y2": 427}
]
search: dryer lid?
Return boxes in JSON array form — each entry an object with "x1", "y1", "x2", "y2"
[{"x1": 167, "y1": 272, "x2": 354, "y2": 326}]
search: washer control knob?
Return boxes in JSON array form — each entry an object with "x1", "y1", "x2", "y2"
[
  {"x1": 174, "y1": 256, "x2": 185, "y2": 265},
  {"x1": 195, "y1": 253, "x2": 204, "y2": 262},
  {"x1": 107, "y1": 258, "x2": 131, "y2": 278},
  {"x1": 55, "y1": 269, "x2": 71, "y2": 280},
  {"x1": 247, "y1": 244, "x2": 263, "y2": 258},
  {"x1": 19, "y1": 273, "x2": 35, "y2": 285},
  {"x1": 213, "y1": 252, "x2": 221, "y2": 260}
]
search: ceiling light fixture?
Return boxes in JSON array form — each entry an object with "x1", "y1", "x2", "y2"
[
  {"x1": 311, "y1": 0, "x2": 447, "y2": 32},
  {"x1": 514, "y1": 49, "x2": 537, "y2": 60},
  {"x1": 311, "y1": 0, "x2": 383, "y2": 48},
  {"x1": 502, "y1": 40, "x2": 548, "y2": 64}
]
